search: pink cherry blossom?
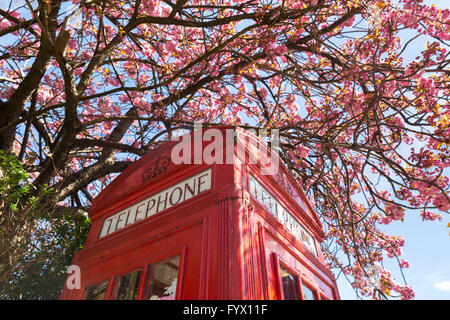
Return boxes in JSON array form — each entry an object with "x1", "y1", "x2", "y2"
[
  {"x1": 164, "y1": 40, "x2": 178, "y2": 53},
  {"x1": 386, "y1": 204, "x2": 405, "y2": 221},
  {"x1": 399, "y1": 259, "x2": 410, "y2": 268},
  {"x1": 432, "y1": 193, "x2": 450, "y2": 212}
]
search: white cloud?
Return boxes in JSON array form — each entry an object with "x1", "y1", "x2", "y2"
[{"x1": 434, "y1": 281, "x2": 450, "y2": 292}]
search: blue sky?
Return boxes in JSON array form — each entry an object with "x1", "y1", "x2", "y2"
[
  {"x1": 335, "y1": 213, "x2": 450, "y2": 300},
  {"x1": 332, "y1": 0, "x2": 450, "y2": 300}
]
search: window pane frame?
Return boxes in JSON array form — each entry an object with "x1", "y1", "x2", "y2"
[
  {"x1": 83, "y1": 279, "x2": 110, "y2": 300},
  {"x1": 112, "y1": 269, "x2": 142, "y2": 300},
  {"x1": 273, "y1": 253, "x2": 322, "y2": 301},
  {"x1": 279, "y1": 264, "x2": 301, "y2": 300},
  {"x1": 300, "y1": 279, "x2": 319, "y2": 300},
  {"x1": 142, "y1": 254, "x2": 181, "y2": 300}
]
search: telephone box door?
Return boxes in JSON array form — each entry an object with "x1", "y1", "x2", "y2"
[
  {"x1": 69, "y1": 221, "x2": 205, "y2": 300},
  {"x1": 263, "y1": 232, "x2": 337, "y2": 301}
]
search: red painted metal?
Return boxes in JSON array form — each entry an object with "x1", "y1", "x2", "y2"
[{"x1": 60, "y1": 126, "x2": 340, "y2": 300}]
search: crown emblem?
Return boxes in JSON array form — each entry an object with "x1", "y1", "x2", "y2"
[{"x1": 141, "y1": 155, "x2": 171, "y2": 182}]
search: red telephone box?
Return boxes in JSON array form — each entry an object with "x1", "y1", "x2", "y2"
[{"x1": 60, "y1": 126, "x2": 340, "y2": 300}]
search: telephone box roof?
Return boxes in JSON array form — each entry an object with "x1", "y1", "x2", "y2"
[{"x1": 89, "y1": 125, "x2": 323, "y2": 235}]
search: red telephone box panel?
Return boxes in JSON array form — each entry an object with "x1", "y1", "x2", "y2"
[{"x1": 60, "y1": 126, "x2": 339, "y2": 300}]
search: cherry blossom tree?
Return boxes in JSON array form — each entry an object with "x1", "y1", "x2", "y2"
[{"x1": 0, "y1": 0, "x2": 448, "y2": 299}]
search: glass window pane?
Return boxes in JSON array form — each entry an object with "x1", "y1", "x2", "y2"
[
  {"x1": 276, "y1": 204, "x2": 284, "y2": 220},
  {"x1": 279, "y1": 265, "x2": 300, "y2": 300},
  {"x1": 261, "y1": 190, "x2": 268, "y2": 205},
  {"x1": 270, "y1": 201, "x2": 277, "y2": 215},
  {"x1": 114, "y1": 270, "x2": 142, "y2": 300},
  {"x1": 249, "y1": 177, "x2": 257, "y2": 197},
  {"x1": 144, "y1": 255, "x2": 180, "y2": 300},
  {"x1": 302, "y1": 283, "x2": 317, "y2": 300},
  {"x1": 85, "y1": 280, "x2": 109, "y2": 300}
]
